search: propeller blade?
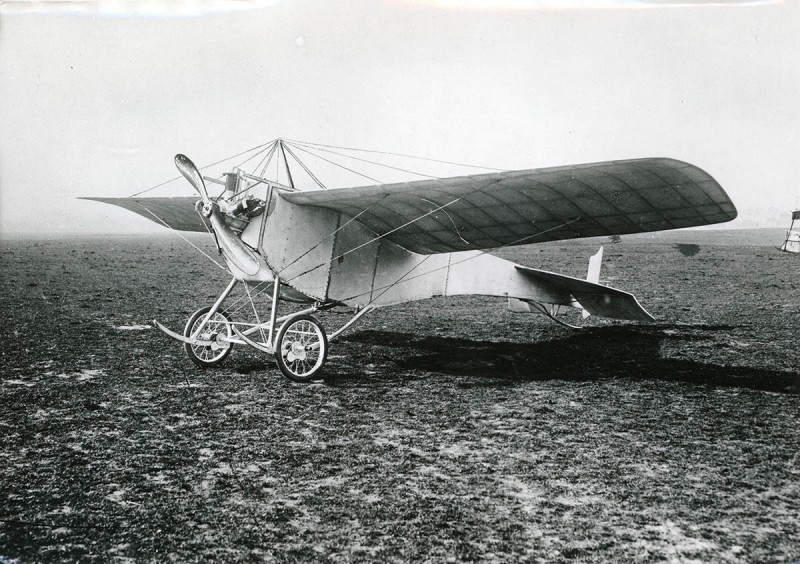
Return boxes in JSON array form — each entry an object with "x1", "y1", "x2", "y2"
[{"x1": 174, "y1": 154, "x2": 209, "y2": 203}]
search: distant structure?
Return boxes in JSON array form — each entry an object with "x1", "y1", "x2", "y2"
[
  {"x1": 674, "y1": 243, "x2": 701, "y2": 257},
  {"x1": 778, "y1": 210, "x2": 800, "y2": 254}
]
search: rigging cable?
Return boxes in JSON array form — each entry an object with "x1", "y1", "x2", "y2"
[
  {"x1": 287, "y1": 140, "x2": 440, "y2": 179},
  {"x1": 251, "y1": 140, "x2": 280, "y2": 180},
  {"x1": 133, "y1": 202, "x2": 231, "y2": 274},
  {"x1": 281, "y1": 144, "x2": 328, "y2": 189},
  {"x1": 283, "y1": 196, "x2": 465, "y2": 285},
  {"x1": 339, "y1": 217, "x2": 584, "y2": 304},
  {"x1": 286, "y1": 138, "x2": 507, "y2": 172},
  {"x1": 366, "y1": 254, "x2": 434, "y2": 306},
  {"x1": 129, "y1": 139, "x2": 277, "y2": 197},
  {"x1": 233, "y1": 143, "x2": 278, "y2": 175},
  {"x1": 243, "y1": 282, "x2": 269, "y2": 345},
  {"x1": 276, "y1": 198, "x2": 389, "y2": 277},
  {"x1": 284, "y1": 142, "x2": 381, "y2": 184},
  {"x1": 281, "y1": 174, "x2": 509, "y2": 288}
]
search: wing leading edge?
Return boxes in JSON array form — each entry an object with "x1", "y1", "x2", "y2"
[{"x1": 283, "y1": 158, "x2": 737, "y2": 254}]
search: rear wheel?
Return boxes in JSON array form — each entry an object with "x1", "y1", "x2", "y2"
[
  {"x1": 183, "y1": 306, "x2": 233, "y2": 368},
  {"x1": 274, "y1": 314, "x2": 328, "y2": 382}
]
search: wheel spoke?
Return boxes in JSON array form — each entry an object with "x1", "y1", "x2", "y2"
[
  {"x1": 275, "y1": 315, "x2": 327, "y2": 381},
  {"x1": 185, "y1": 309, "x2": 232, "y2": 367}
]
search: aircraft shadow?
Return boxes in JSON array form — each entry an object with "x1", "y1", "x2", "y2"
[{"x1": 337, "y1": 327, "x2": 797, "y2": 393}]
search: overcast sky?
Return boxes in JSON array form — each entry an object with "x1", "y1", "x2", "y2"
[{"x1": 1, "y1": 0, "x2": 798, "y2": 236}]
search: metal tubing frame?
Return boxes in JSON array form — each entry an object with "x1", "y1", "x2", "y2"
[
  {"x1": 327, "y1": 304, "x2": 375, "y2": 341},
  {"x1": 190, "y1": 277, "x2": 239, "y2": 339},
  {"x1": 225, "y1": 304, "x2": 376, "y2": 353},
  {"x1": 524, "y1": 300, "x2": 583, "y2": 330},
  {"x1": 156, "y1": 304, "x2": 321, "y2": 349},
  {"x1": 224, "y1": 305, "x2": 318, "y2": 350},
  {"x1": 237, "y1": 306, "x2": 316, "y2": 337},
  {"x1": 267, "y1": 276, "x2": 281, "y2": 349},
  {"x1": 174, "y1": 274, "x2": 377, "y2": 353}
]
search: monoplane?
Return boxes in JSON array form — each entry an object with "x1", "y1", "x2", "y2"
[{"x1": 84, "y1": 140, "x2": 737, "y2": 381}]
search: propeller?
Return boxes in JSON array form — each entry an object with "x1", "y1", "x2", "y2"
[{"x1": 174, "y1": 154, "x2": 213, "y2": 217}]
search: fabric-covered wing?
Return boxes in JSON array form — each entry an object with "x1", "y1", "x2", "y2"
[
  {"x1": 283, "y1": 158, "x2": 737, "y2": 254},
  {"x1": 80, "y1": 197, "x2": 209, "y2": 232}
]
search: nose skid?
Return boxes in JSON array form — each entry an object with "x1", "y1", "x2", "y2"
[{"x1": 153, "y1": 319, "x2": 216, "y2": 347}]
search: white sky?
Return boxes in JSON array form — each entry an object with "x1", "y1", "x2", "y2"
[{"x1": 1, "y1": 0, "x2": 798, "y2": 235}]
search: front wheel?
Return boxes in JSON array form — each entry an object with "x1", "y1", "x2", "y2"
[
  {"x1": 274, "y1": 314, "x2": 328, "y2": 382},
  {"x1": 183, "y1": 307, "x2": 233, "y2": 368}
]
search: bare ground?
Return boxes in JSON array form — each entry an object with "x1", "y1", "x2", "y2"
[{"x1": 1, "y1": 231, "x2": 798, "y2": 563}]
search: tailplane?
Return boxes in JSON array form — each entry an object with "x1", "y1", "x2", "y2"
[{"x1": 508, "y1": 246, "x2": 653, "y2": 327}]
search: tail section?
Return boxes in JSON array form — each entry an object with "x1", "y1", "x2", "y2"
[{"x1": 508, "y1": 246, "x2": 654, "y2": 325}]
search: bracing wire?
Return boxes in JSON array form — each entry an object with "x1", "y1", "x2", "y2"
[
  {"x1": 284, "y1": 142, "x2": 380, "y2": 184},
  {"x1": 133, "y1": 202, "x2": 230, "y2": 274},
  {"x1": 276, "y1": 199, "x2": 388, "y2": 276},
  {"x1": 284, "y1": 196, "x2": 464, "y2": 285},
  {"x1": 129, "y1": 139, "x2": 277, "y2": 197},
  {"x1": 286, "y1": 138, "x2": 507, "y2": 173},
  {"x1": 281, "y1": 173, "x2": 509, "y2": 287},
  {"x1": 221, "y1": 282, "x2": 269, "y2": 318},
  {"x1": 247, "y1": 140, "x2": 278, "y2": 180},
  {"x1": 256, "y1": 141, "x2": 280, "y2": 179},
  {"x1": 281, "y1": 144, "x2": 328, "y2": 189},
  {"x1": 287, "y1": 140, "x2": 442, "y2": 179},
  {"x1": 366, "y1": 254, "x2": 434, "y2": 306},
  {"x1": 233, "y1": 144, "x2": 280, "y2": 175},
  {"x1": 243, "y1": 283, "x2": 268, "y2": 345},
  {"x1": 339, "y1": 217, "x2": 584, "y2": 304}
]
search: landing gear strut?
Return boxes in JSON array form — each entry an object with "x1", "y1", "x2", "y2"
[{"x1": 155, "y1": 277, "x2": 373, "y2": 382}]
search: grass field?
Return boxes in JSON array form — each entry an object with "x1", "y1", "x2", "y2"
[{"x1": 1, "y1": 230, "x2": 798, "y2": 562}]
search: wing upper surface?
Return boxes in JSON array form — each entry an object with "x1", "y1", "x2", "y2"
[
  {"x1": 80, "y1": 197, "x2": 209, "y2": 232},
  {"x1": 283, "y1": 158, "x2": 737, "y2": 254}
]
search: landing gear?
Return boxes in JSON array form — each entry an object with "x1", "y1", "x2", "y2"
[
  {"x1": 274, "y1": 314, "x2": 328, "y2": 382},
  {"x1": 154, "y1": 277, "x2": 372, "y2": 382},
  {"x1": 183, "y1": 306, "x2": 234, "y2": 367}
]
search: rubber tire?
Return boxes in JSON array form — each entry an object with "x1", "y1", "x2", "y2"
[
  {"x1": 183, "y1": 306, "x2": 233, "y2": 368},
  {"x1": 274, "y1": 314, "x2": 328, "y2": 383}
]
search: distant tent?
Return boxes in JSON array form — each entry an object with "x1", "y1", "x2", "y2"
[{"x1": 778, "y1": 210, "x2": 800, "y2": 254}]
